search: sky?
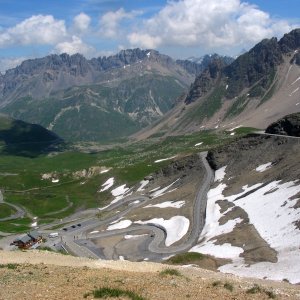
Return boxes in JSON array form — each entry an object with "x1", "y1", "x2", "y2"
[{"x1": 0, "y1": 0, "x2": 299, "y2": 72}]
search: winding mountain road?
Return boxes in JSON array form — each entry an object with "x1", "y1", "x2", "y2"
[{"x1": 57, "y1": 152, "x2": 214, "y2": 259}]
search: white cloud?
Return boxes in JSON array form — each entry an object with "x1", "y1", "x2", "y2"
[
  {"x1": 127, "y1": 0, "x2": 298, "y2": 49},
  {"x1": 0, "y1": 57, "x2": 26, "y2": 73},
  {"x1": 54, "y1": 35, "x2": 95, "y2": 57},
  {"x1": 99, "y1": 8, "x2": 140, "y2": 38},
  {"x1": 73, "y1": 12, "x2": 91, "y2": 33},
  {"x1": 0, "y1": 15, "x2": 67, "y2": 47},
  {"x1": 127, "y1": 33, "x2": 161, "y2": 49}
]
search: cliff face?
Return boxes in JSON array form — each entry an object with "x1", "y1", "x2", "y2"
[
  {"x1": 265, "y1": 113, "x2": 300, "y2": 137},
  {"x1": 184, "y1": 59, "x2": 225, "y2": 104},
  {"x1": 224, "y1": 37, "x2": 283, "y2": 99},
  {"x1": 279, "y1": 28, "x2": 300, "y2": 53},
  {"x1": 185, "y1": 36, "x2": 285, "y2": 105}
]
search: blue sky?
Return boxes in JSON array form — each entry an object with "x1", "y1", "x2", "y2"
[{"x1": 0, "y1": 0, "x2": 299, "y2": 72}]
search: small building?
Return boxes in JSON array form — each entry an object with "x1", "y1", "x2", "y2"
[{"x1": 12, "y1": 230, "x2": 42, "y2": 249}]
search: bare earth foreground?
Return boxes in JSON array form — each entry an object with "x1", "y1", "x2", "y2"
[{"x1": 1, "y1": 250, "x2": 300, "y2": 300}]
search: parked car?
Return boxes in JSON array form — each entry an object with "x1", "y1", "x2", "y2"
[{"x1": 48, "y1": 232, "x2": 59, "y2": 238}]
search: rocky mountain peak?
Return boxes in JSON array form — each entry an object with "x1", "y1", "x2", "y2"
[
  {"x1": 183, "y1": 29, "x2": 300, "y2": 108},
  {"x1": 177, "y1": 54, "x2": 234, "y2": 77},
  {"x1": 279, "y1": 28, "x2": 300, "y2": 53},
  {"x1": 4, "y1": 53, "x2": 91, "y2": 79},
  {"x1": 224, "y1": 37, "x2": 282, "y2": 98},
  {"x1": 184, "y1": 58, "x2": 225, "y2": 104},
  {"x1": 89, "y1": 48, "x2": 165, "y2": 71}
]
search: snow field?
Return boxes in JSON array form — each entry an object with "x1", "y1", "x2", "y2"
[
  {"x1": 154, "y1": 156, "x2": 177, "y2": 163},
  {"x1": 255, "y1": 162, "x2": 272, "y2": 172},
  {"x1": 214, "y1": 166, "x2": 226, "y2": 182},
  {"x1": 192, "y1": 164, "x2": 300, "y2": 283},
  {"x1": 99, "y1": 177, "x2": 114, "y2": 192},
  {"x1": 111, "y1": 185, "x2": 129, "y2": 197},
  {"x1": 144, "y1": 200, "x2": 185, "y2": 209},
  {"x1": 135, "y1": 216, "x2": 190, "y2": 246},
  {"x1": 98, "y1": 181, "x2": 132, "y2": 209},
  {"x1": 192, "y1": 242, "x2": 243, "y2": 259},
  {"x1": 31, "y1": 221, "x2": 38, "y2": 227},
  {"x1": 124, "y1": 234, "x2": 148, "y2": 239},
  {"x1": 107, "y1": 219, "x2": 133, "y2": 231},
  {"x1": 150, "y1": 179, "x2": 179, "y2": 198},
  {"x1": 137, "y1": 180, "x2": 149, "y2": 191}
]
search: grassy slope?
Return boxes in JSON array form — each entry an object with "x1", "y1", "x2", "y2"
[
  {"x1": 0, "y1": 204, "x2": 16, "y2": 219},
  {"x1": 0, "y1": 128, "x2": 256, "y2": 233},
  {"x1": 1, "y1": 75, "x2": 186, "y2": 142},
  {"x1": 0, "y1": 114, "x2": 62, "y2": 157}
]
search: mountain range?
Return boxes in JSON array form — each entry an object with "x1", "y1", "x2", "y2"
[
  {"x1": 140, "y1": 28, "x2": 300, "y2": 139},
  {"x1": 0, "y1": 50, "x2": 232, "y2": 142},
  {"x1": 0, "y1": 28, "x2": 299, "y2": 142}
]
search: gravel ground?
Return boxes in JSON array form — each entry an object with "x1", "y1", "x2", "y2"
[{"x1": 0, "y1": 250, "x2": 300, "y2": 300}]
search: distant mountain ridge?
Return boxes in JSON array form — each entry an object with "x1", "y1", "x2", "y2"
[
  {"x1": 0, "y1": 49, "x2": 204, "y2": 101},
  {"x1": 176, "y1": 54, "x2": 234, "y2": 76},
  {"x1": 0, "y1": 48, "x2": 233, "y2": 141}
]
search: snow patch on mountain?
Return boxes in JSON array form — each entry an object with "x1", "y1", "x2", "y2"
[{"x1": 135, "y1": 216, "x2": 189, "y2": 246}]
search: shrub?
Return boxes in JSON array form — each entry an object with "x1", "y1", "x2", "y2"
[
  {"x1": 246, "y1": 284, "x2": 276, "y2": 299},
  {"x1": 0, "y1": 263, "x2": 19, "y2": 269},
  {"x1": 246, "y1": 284, "x2": 262, "y2": 294},
  {"x1": 223, "y1": 282, "x2": 234, "y2": 292},
  {"x1": 166, "y1": 252, "x2": 205, "y2": 264},
  {"x1": 212, "y1": 280, "x2": 221, "y2": 287},
  {"x1": 160, "y1": 268, "x2": 182, "y2": 277},
  {"x1": 91, "y1": 287, "x2": 146, "y2": 300}
]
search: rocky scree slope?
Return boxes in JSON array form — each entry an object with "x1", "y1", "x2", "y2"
[{"x1": 0, "y1": 49, "x2": 232, "y2": 142}]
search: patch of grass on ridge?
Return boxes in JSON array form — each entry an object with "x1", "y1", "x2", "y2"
[
  {"x1": 223, "y1": 282, "x2": 234, "y2": 292},
  {"x1": 233, "y1": 127, "x2": 258, "y2": 135},
  {"x1": 0, "y1": 263, "x2": 19, "y2": 269},
  {"x1": 246, "y1": 284, "x2": 276, "y2": 299},
  {"x1": 87, "y1": 287, "x2": 146, "y2": 300},
  {"x1": 160, "y1": 268, "x2": 182, "y2": 277},
  {"x1": 166, "y1": 252, "x2": 206, "y2": 265}
]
